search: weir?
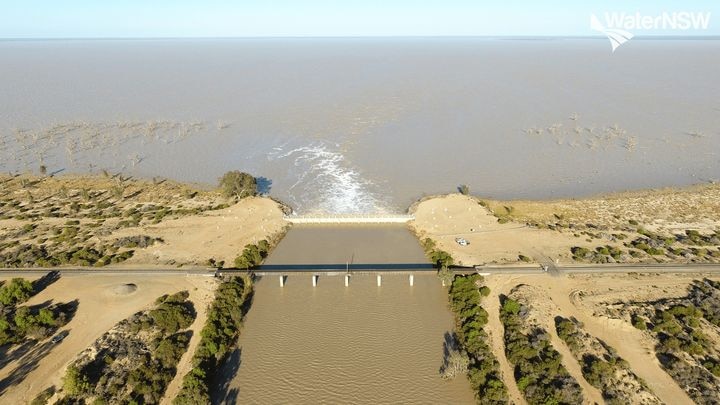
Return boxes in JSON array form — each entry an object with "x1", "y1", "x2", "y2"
[{"x1": 284, "y1": 214, "x2": 414, "y2": 224}]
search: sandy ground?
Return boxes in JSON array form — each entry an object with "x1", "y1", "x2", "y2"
[
  {"x1": 409, "y1": 194, "x2": 585, "y2": 265},
  {"x1": 486, "y1": 183, "x2": 720, "y2": 234},
  {"x1": 481, "y1": 273, "x2": 715, "y2": 405},
  {"x1": 0, "y1": 174, "x2": 289, "y2": 268},
  {"x1": 409, "y1": 191, "x2": 720, "y2": 266},
  {"x1": 108, "y1": 196, "x2": 288, "y2": 267},
  {"x1": 0, "y1": 273, "x2": 217, "y2": 403}
]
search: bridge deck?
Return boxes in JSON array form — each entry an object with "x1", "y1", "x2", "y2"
[{"x1": 256, "y1": 263, "x2": 435, "y2": 272}]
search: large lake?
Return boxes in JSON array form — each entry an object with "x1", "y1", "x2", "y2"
[{"x1": 1, "y1": 38, "x2": 718, "y2": 213}]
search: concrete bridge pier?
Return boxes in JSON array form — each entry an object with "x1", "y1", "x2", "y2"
[
  {"x1": 409, "y1": 274, "x2": 414, "y2": 286},
  {"x1": 279, "y1": 275, "x2": 285, "y2": 287},
  {"x1": 312, "y1": 274, "x2": 318, "y2": 287},
  {"x1": 377, "y1": 274, "x2": 382, "y2": 286},
  {"x1": 345, "y1": 274, "x2": 350, "y2": 287}
]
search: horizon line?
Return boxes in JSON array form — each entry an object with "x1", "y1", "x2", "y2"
[{"x1": 2, "y1": 34, "x2": 720, "y2": 41}]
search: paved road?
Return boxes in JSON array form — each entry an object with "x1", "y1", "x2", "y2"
[
  {"x1": 0, "y1": 267, "x2": 215, "y2": 277},
  {"x1": 472, "y1": 263, "x2": 720, "y2": 275},
  {"x1": 1, "y1": 263, "x2": 720, "y2": 277}
]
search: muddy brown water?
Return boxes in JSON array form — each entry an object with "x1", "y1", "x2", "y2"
[
  {"x1": 2, "y1": 38, "x2": 718, "y2": 213},
  {"x1": 214, "y1": 225, "x2": 475, "y2": 404}
]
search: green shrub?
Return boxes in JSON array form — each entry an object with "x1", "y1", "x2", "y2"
[
  {"x1": 632, "y1": 315, "x2": 648, "y2": 330},
  {"x1": 218, "y1": 171, "x2": 257, "y2": 199},
  {"x1": 501, "y1": 298, "x2": 583, "y2": 404},
  {"x1": 234, "y1": 241, "x2": 270, "y2": 269},
  {"x1": 0, "y1": 278, "x2": 34, "y2": 306},
  {"x1": 149, "y1": 291, "x2": 194, "y2": 334},
  {"x1": 421, "y1": 238, "x2": 454, "y2": 268},
  {"x1": 446, "y1": 275, "x2": 508, "y2": 403},
  {"x1": 62, "y1": 365, "x2": 91, "y2": 397},
  {"x1": 570, "y1": 246, "x2": 590, "y2": 260},
  {"x1": 174, "y1": 276, "x2": 253, "y2": 405}
]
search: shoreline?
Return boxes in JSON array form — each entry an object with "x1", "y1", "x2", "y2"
[{"x1": 1, "y1": 172, "x2": 718, "y2": 269}]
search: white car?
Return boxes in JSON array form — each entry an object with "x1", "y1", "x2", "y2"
[{"x1": 455, "y1": 237, "x2": 469, "y2": 246}]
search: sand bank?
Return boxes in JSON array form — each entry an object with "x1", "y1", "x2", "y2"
[{"x1": 409, "y1": 185, "x2": 720, "y2": 266}]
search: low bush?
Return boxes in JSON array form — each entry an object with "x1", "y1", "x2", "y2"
[
  {"x1": 233, "y1": 240, "x2": 270, "y2": 269},
  {"x1": 174, "y1": 276, "x2": 253, "y2": 404},
  {"x1": 447, "y1": 275, "x2": 508, "y2": 404},
  {"x1": 421, "y1": 238, "x2": 454, "y2": 269},
  {"x1": 0, "y1": 277, "x2": 34, "y2": 306},
  {"x1": 500, "y1": 296, "x2": 583, "y2": 404},
  {"x1": 58, "y1": 292, "x2": 194, "y2": 404}
]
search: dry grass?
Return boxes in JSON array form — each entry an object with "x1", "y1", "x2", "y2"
[{"x1": 0, "y1": 173, "x2": 287, "y2": 268}]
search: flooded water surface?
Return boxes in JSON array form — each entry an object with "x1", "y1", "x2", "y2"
[{"x1": 1, "y1": 38, "x2": 718, "y2": 213}]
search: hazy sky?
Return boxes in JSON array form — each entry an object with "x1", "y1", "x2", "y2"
[{"x1": 1, "y1": 0, "x2": 717, "y2": 38}]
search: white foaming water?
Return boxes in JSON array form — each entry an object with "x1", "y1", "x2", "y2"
[{"x1": 268, "y1": 140, "x2": 389, "y2": 214}]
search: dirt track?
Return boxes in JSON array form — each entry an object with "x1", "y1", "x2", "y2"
[{"x1": 482, "y1": 272, "x2": 711, "y2": 404}]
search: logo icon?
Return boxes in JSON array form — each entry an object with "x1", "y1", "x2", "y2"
[
  {"x1": 591, "y1": 14, "x2": 634, "y2": 52},
  {"x1": 590, "y1": 12, "x2": 711, "y2": 53}
]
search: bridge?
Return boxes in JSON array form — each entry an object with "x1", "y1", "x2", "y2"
[
  {"x1": 3, "y1": 263, "x2": 719, "y2": 277},
  {"x1": 283, "y1": 214, "x2": 414, "y2": 224},
  {"x1": 3, "y1": 263, "x2": 720, "y2": 288}
]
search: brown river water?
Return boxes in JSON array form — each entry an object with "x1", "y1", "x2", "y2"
[
  {"x1": 215, "y1": 273, "x2": 474, "y2": 404},
  {"x1": 213, "y1": 225, "x2": 474, "y2": 403}
]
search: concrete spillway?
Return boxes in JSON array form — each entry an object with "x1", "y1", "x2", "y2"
[{"x1": 283, "y1": 214, "x2": 414, "y2": 224}]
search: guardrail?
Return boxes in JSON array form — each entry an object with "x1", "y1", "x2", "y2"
[{"x1": 284, "y1": 214, "x2": 415, "y2": 224}]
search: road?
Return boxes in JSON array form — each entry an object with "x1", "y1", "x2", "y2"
[
  {"x1": 0, "y1": 267, "x2": 215, "y2": 277},
  {"x1": 471, "y1": 263, "x2": 720, "y2": 275},
  {"x1": 1, "y1": 263, "x2": 720, "y2": 278}
]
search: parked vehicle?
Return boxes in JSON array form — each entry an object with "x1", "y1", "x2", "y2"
[
  {"x1": 50, "y1": 330, "x2": 68, "y2": 344},
  {"x1": 455, "y1": 237, "x2": 469, "y2": 246}
]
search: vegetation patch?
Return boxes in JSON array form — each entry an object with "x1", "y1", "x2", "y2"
[
  {"x1": 0, "y1": 276, "x2": 76, "y2": 346},
  {"x1": 445, "y1": 274, "x2": 508, "y2": 404},
  {"x1": 55, "y1": 291, "x2": 195, "y2": 404},
  {"x1": 421, "y1": 238, "x2": 454, "y2": 268},
  {"x1": 555, "y1": 316, "x2": 661, "y2": 404},
  {"x1": 570, "y1": 245, "x2": 625, "y2": 263},
  {"x1": 233, "y1": 240, "x2": 270, "y2": 269},
  {"x1": 173, "y1": 276, "x2": 253, "y2": 404},
  {"x1": 500, "y1": 294, "x2": 583, "y2": 404},
  {"x1": 607, "y1": 279, "x2": 720, "y2": 404},
  {"x1": 218, "y1": 170, "x2": 257, "y2": 199},
  {"x1": 0, "y1": 172, "x2": 253, "y2": 268},
  {"x1": 0, "y1": 243, "x2": 134, "y2": 267},
  {"x1": 112, "y1": 235, "x2": 162, "y2": 249}
]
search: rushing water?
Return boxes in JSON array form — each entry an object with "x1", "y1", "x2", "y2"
[
  {"x1": 215, "y1": 273, "x2": 475, "y2": 404},
  {"x1": 1, "y1": 38, "x2": 719, "y2": 213}
]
